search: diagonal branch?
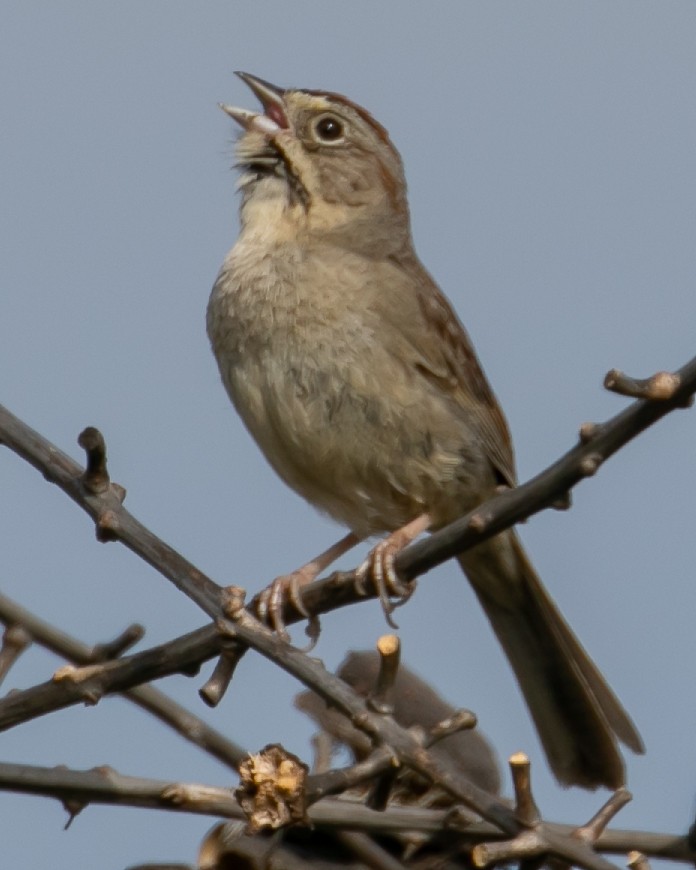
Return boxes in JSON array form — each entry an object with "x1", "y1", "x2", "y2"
[
  {"x1": 0, "y1": 623, "x2": 222, "y2": 732},
  {"x1": 2, "y1": 354, "x2": 695, "y2": 630},
  {"x1": 0, "y1": 592, "x2": 246, "y2": 768},
  {"x1": 0, "y1": 406, "x2": 223, "y2": 616}
]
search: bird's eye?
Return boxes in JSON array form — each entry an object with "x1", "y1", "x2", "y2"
[{"x1": 313, "y1": 114, "x2": 345, "y2": 143}]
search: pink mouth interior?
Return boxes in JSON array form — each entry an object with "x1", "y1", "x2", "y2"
[{"x1": 265, "y1": 103, "x2": 288, "y2": 129}]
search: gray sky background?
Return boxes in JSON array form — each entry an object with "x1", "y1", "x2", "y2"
[{"x1": 2, "y1": 3, "x2": 695, "y2": 867}]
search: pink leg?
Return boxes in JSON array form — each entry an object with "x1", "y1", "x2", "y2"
[
  {"x1": 257, "y1": 531, "x2": 362, "y2": 639},
  {"x1": 355, "y1": 513, "x2": 432, "y2": 627}
]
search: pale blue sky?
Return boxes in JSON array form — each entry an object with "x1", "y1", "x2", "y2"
[{"x1": 2, "y1": 3, "x2": 695, "y2": 867}]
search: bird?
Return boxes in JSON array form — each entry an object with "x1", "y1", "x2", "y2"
[
  {"x1": 207, "y1": 72, "x2": 644, "y2": 789},
  {"x1": 296, "y1": 649, "x2": 502, "y2": 798}
]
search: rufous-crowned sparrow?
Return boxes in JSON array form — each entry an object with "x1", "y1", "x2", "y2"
[{"x1": 207, "y1": 72, "x2": 643, "y2": 789}]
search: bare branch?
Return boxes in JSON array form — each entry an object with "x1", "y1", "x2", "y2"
[
  {"x1": 0, "y1": 406, "x2": 224, "y2": 615},
  {"x1": 0, "y1": 760, "x2": 241, "y2": 818},
  {"x1": 0, "y1": 592, "x2": 247, "y2": 768},
  {"x1": 0, "y1": 759, "x2": 692, "y2": 864},
  {"x1": 393, "y1": 354, "x2": 696, "y2": 582},
  {"x1": 0, "y1": 622, "x2": 223, "y2": 734}
]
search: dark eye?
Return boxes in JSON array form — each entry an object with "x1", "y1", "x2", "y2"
[{"x1": 313, "y1": 114, "x2": 344, "y2": 143}]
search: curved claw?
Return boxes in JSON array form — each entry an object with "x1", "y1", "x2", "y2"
[
  {"x1": 300, "y1": 615, "x2": 321, "y2": 653},
  {"x1": 354, "y1": 563, "x2": 370, "y2": 596},
  {"x1": 285, "y1": 572, "x2": 312, "y2": 619},
  {"x1": 256, "y1": 572, "x2": 312, "y2": 642},
  {"x1": 355, "y1": 540, "x2": 416, "y2": 629},
  {"x1": 352, "y1": 515, "x2": 430, "y2": 625}
]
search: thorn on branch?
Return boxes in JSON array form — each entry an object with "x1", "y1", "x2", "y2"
[
  {"x1": 604, "y1": 368, "x2": 684, "y2": 402},
  {"x1": 52, "y1": 763, "x2": 89, "y2": 829},
  {"x1": 0, "y1": 624, "x2": 32, "y2": 687},
  {"x1": 62, "y1": 796, "x2": 87, "y2": 829}
]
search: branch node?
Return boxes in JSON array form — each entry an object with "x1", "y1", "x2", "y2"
[
  {"x1": 95, "y1": 510, "x2": 120, "y2": 542},
  {"x1": 52, "y1": 663, "x2": 104, "y2": 704},
  {"x1": 468, "y1": 513, "x2": 488, "y2": 533},
  {"x1": 221, "y1": 586, "x2": 247, "y2": 620},
  {"x1": 579, "y1": 421, "x2": 601, "y2": 443},
  {"x1": 579, "y1": 453, "x2": 603, "y2": 477}
]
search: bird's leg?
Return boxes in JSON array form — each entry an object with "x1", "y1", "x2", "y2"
[
  {"x1": 355, "y1": 513, "x2": 432, "y2": 626},
  {"x1": 257, "y1": 531, "x2": 362, "y2": 640}
]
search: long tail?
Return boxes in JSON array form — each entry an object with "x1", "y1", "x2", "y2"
[{"x1": 458, "y1": 530, "x2": 643, "y2": 789}]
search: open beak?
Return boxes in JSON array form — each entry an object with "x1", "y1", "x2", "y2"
[{"x1": 219, "y1": 72, "x2": 289, "y2": 135}]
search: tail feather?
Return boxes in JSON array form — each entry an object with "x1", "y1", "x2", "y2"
[{"x1": 458, "y1": 531, "x2": 643, "y2": 789}]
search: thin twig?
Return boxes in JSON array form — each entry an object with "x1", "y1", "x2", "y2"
[{"x1": 0, "y1": 592, "x2": 246, "y2": 768}]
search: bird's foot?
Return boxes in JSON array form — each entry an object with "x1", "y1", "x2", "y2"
[
  {"x1": 354, "y1": 514, "x2": 431, "y2": 628},
  {"x1": 255, "y1": 531, "x2": 361, "y2": 648},
  {"x1": 256, "y1": 566, "x2": 320, "y2": 648}
]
